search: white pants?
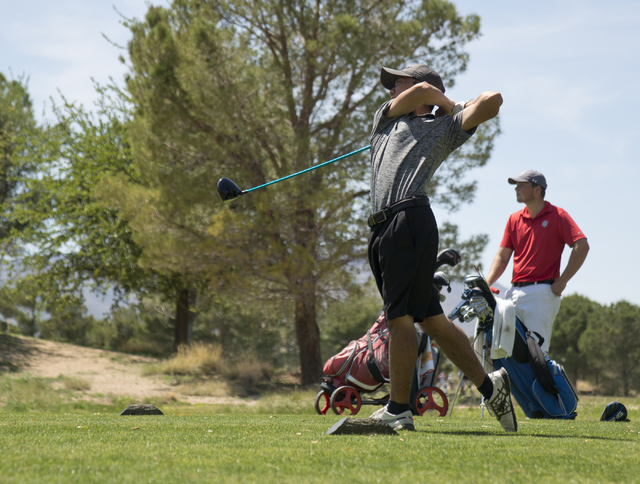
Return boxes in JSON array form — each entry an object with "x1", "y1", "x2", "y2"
[{"x1": 504, "y1": 283, "x2": 562, "y2": 352}]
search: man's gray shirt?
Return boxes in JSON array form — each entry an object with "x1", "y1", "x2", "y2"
[{"x1": 369, "y1": 100, "x2": 476, "y2": 213}]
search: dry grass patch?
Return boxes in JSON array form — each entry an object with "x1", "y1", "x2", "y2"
[
  {"x1": 143, "y1": 344, "x2": 274, "y2": 397},
  {"x1": 177, "y1": 378, "x2": 232, "y2": 397},
  {"x1": 156, "y1": 343, "x2": 224, "y2": 376},
  {"x1": 160, "y1": 392, "x2": 179, "y2": 404},
  {"x1": 60, "y1": 376, "x2": 92, "y2": 391},
  {"x1": 222, "y1": 360, "x2": 273, "y2": 385}
]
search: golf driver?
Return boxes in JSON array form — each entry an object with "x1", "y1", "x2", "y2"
[{"x1": 217, "y1": 145, "x2": 371, "y2": 203}]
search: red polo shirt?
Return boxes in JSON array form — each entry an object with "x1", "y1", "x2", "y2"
[{"x1": 500, "y1": 201, "x2": 586, "y2": 283}]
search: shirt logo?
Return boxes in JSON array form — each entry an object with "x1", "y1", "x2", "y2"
[{"x1": 542, "y1": 220, "x2": 548, "y2": 228}]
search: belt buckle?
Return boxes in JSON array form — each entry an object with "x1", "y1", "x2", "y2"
[{"x1": 368, "y1": 210, "x2": 387, "y2": 227}]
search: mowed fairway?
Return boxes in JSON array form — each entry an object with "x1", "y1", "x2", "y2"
[{"x1": 1, "y1": 409, "x2": 639, "y2": 483}]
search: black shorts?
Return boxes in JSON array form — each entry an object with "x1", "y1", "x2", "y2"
[{"x1": 368, "y1": 203, "x2": 443, "y2": 321}]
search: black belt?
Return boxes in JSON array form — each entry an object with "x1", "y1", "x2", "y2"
[
  {"x1": 368, "y1": 197, "x2": 430, "y2": 228},
  {"x1": 512, "y1": 279, "x2": 554, "y2": 288}
]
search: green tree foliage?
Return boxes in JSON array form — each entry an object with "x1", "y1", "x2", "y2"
[
  {"x1": 0, "y1": 73, "x2": 40, "y2": 249},
  {"x1": 190, "y1": 289, "x2": 297, "y2": 367},
  {"x1": 0, "y1": 274, "x2": 100, "y2": 345},
  {"x1": 2, "y1": 92, "x2": 150, "y2": 314},
  {"x1": 551, "y1": 294, "x2": 601, "y2": 387},
  {"x1": 3, "y1": 88, "x2": 212, "y2": 350},
  {"x1": 87, "y1": 300, "x2": 175, "y2": 355},
  {"x1": 0, "y1": 278, "x2": 43, "y2": 336},
  {"x1": 38, "y1": 305, "x2": 98, "y2": 347},
  {"x1": 120, "y1": 0, "x2": 498, "y2": 383},
  {"x1": 438, "y1": 222, "x2": 489, "y2": 280},
  {"x1": 0, "y1": 73, "x2": 50, "y2": 335},
  {"x1": 579, "y1": 301, "x2": 640, "y2": 396},
  {"x1": 0, "y1": 75, "x2": 295, "y2": 356}
]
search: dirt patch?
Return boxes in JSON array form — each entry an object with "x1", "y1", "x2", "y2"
[{"x1": 0, "y1": 334, "x2": 247, "y2": 405}]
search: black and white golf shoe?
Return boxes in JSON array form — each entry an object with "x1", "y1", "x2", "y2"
[{"x1": 486, "y1": 368, "x2": 518, "y2": 432}]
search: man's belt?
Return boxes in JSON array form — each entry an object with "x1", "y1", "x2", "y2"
[
  {"x1": 367, "y1": 197, "x2": 430, "y2": 228},
  {"x1": 512, "y1": 279, "x2": 554, "y2": 288}
]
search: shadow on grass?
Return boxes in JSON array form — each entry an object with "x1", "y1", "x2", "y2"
[
  {"x1": 420, "y1": 427, "x2": 627, "y2": 442},
  {"x1": 0, "y1": 334, "x2": 37, "y2": 372},
  {"x1": 0, "y1": 333, "x2": 85, "y2": 372}
]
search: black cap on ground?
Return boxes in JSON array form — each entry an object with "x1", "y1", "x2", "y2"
[{"x1": 600, "y1": 401, "x2": 630, "y2": 422}]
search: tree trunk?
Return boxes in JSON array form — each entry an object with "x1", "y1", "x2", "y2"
[
  {"x1": 295, "y1": 279, "x2": 322, "y2": 384},
  {"x1": 292, "y1": 200, "x2": 322, "y2": 385},
  {"x1": 174, "y1": 288, "x2": 196, "y2": 351}
]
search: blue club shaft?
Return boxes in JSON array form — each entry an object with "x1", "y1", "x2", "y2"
[{"x1": 244, "y1": 145, "x2": 371, "y2": 194}]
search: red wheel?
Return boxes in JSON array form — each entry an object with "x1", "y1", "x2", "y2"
[
  {"x1": 314, "y1": 391, "x2": 330, "y2": 415},
  {"x1": 413, "y1": 386, "x2": 448, "y2": 417},
  {"x1": 330, "y1": 386, "x2": 362, "y2": 416}
]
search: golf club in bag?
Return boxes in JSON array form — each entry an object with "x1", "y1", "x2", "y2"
[
  {"x1": 217, "y1": 145, "x2": 371, "y2": 203},
  {"x1": 315, "y1": 249, "x2": 461, "y2": 418},
  {"x1": 447, "y1": 274, "x2": 578, "y2": 419}
]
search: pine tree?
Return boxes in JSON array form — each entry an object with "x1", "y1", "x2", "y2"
[{"x1": 118, "y1": 0, "x2": 498, "y2": 383}]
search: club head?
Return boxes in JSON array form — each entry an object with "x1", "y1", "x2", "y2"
[
  {"x1": 435, "y1": 248, "x2": 461, "y2": 269},
  {"x1": 217, "y1": 177, "x2": 245, "y2": 203}
]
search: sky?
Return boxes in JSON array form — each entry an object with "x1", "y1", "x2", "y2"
[
  {"x1": 433, "y1": 0, "x2": 640, "y2": 306},
  {"x1": 1, "y1": 0, "x2": 639, "y2": 315}
]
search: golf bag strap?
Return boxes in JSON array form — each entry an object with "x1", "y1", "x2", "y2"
[
  {"x1": 365, "y1": 330, "x2": 388, "y2": 384},
  {"x1": 526, "y1": 331, "x2": 559, "y2": 396},
  {"x1": 414, "y1": 323, "x2": 429, "y2": 354}
]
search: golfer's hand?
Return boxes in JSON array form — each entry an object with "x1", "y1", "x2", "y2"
[{"x1": 551, "y1": 279, "x2": 566, "y2": 297}]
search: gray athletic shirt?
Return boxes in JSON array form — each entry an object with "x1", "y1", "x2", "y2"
[{"x1": 369, "y1": 100, "x2": 476, "y2": 213}]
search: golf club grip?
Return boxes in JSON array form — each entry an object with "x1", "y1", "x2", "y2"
[{"x1": 244, "y1": 145, "x2": 371, "y2": 193}]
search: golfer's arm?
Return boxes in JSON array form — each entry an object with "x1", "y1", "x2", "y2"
[
  {"x1": 460, "y1": 91, "x2": 503, "y2": 131},
  {"x1": 557, "y1": 238, "x2": 589, "y2": 285},
  {"x1": 486, "y1": 247, "x2": 513, "y2": 286},
  {"x1": 386, "y1": 82, "x2": 454, "y2": 118}
]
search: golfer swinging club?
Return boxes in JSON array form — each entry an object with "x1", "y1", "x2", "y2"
[{"x1": 367, "y1": 64, "x2": 517, "y2": 432}]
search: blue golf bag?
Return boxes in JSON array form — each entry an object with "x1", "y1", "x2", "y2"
[
  {"x1": 491, "y1": 319, "x2": 578, "y2": 419},
  {"x1": 450, "y1": 275, "x2": 578, "y2": 419}
]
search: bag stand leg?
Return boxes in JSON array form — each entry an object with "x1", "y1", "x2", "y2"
[
  {"x1": 447, "y1": 370, "x2": 466, "y2": 417},
  {"x1": 480, "y1": 332, "x2": 487, "y2": 419},
  {"x1": 448, "y1": 326, "x2": 493, "y2": 419},
  {"x1": 448, "y1": 328, "x2": 482, "y2": 417}
]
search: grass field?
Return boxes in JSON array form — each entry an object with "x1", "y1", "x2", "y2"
[
  {"x1": 1, "y1": 377, "x2": 639, "y2": 483},
  {"x1": 1, "y1": 411, "x2": 639, "y2": 483}
]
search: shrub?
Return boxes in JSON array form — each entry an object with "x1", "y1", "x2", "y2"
[
  {"x1": 60, "y1": 376, "x2": 92, "y2": 391},
  {"x1": 159, "y1": 343, "x2": 224, "y2": 376},
  {"x1": 222, "y1": 359, "x2": 273, "y2": 386}
]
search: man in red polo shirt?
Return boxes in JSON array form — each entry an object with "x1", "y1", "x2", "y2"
[{"x1": 486, "y1": 170, "x2": 589, "y2": 352}]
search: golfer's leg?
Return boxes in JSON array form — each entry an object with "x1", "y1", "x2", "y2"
[
  {"x1": 419, "y1": 313, "x2": 487, "y2": 387},
  {"x1": 515, "y1": 285, "x2": 561, "y2": 352},
  {"x1": 539, "y1": 290, "x2": 562, "y2": 352},
  {"x1": 387, "y1": 314, "x2": 418, "y2": 404}
]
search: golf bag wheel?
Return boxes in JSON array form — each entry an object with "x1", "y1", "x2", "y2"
[
  {"x1": 412, "y1": 386, "x2": 448, "y2": 417},
  {"x1": 330, "y1": 386, "x2": 362, "y2": 416},
  {"x1": 314, "y1": 390, "x2": 331, "y2": 415}
]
